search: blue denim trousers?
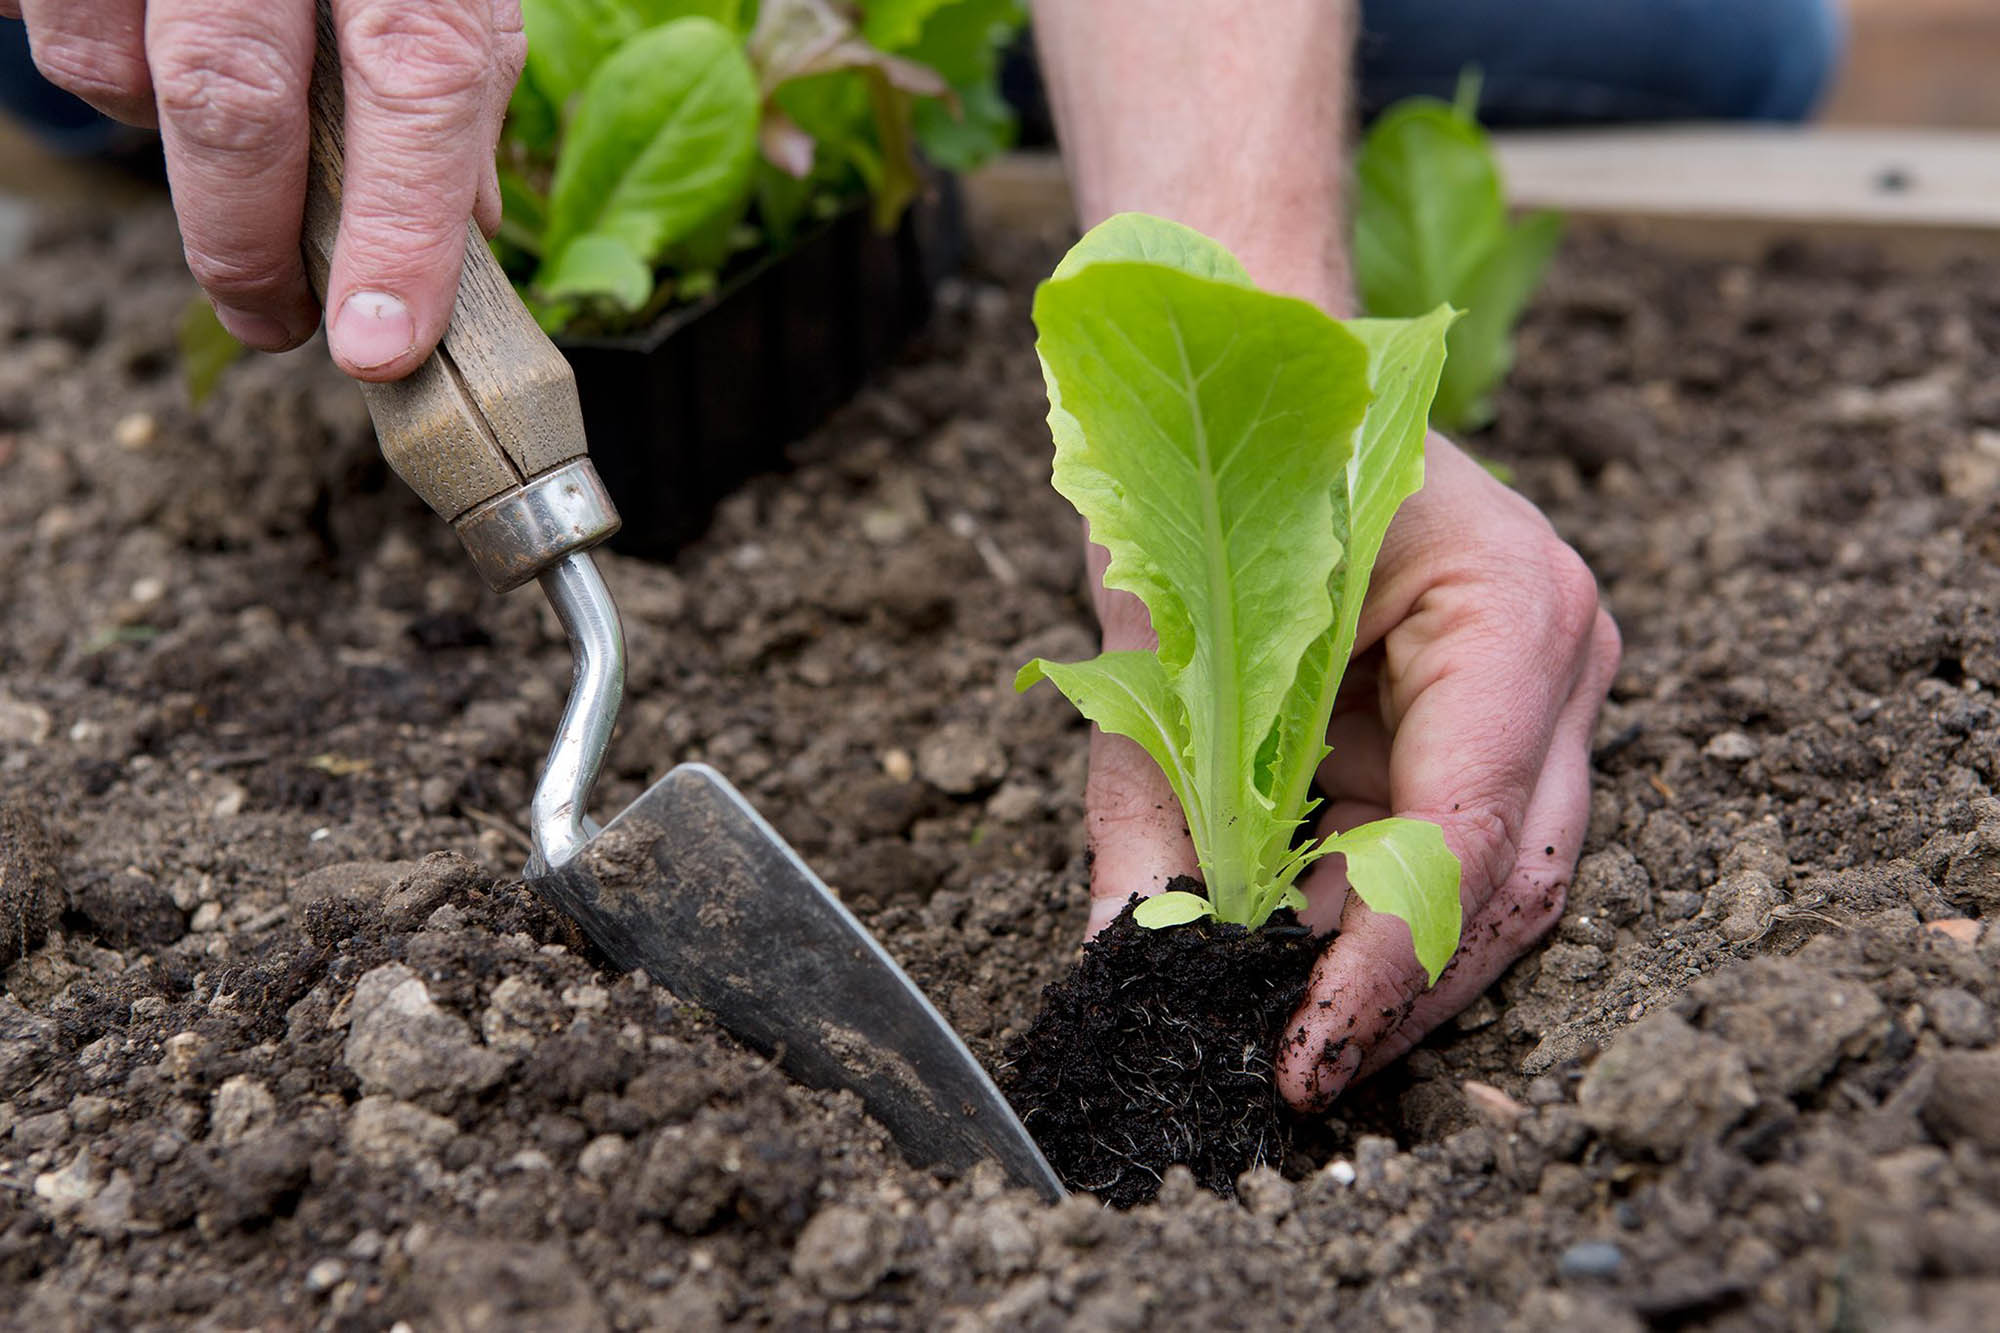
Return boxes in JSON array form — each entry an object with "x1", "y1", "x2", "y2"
[{"x1": 1357, "y1": 0, "x2": 1844, "y2": 123}]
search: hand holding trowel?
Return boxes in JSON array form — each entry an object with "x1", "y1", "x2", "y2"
[{"x1": 297, "y1": 1, "x2": 1059, "y2": 1202}]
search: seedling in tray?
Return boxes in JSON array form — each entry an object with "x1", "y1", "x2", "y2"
[
  {"x1": 1352, "y1": 75, "x2": 1564, "y2": 434},
  {"x1": 1017, "y1": 213, "x2": 1463, "y2": 985}
]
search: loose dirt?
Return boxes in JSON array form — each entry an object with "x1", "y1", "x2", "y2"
[{"x1": 5, "y1": 200, "x2": 2000, "y2": 1330}]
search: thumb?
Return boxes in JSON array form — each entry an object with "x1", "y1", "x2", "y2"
[{"x1": 325, "y1": 0, "x2": 495, "y2": 379}]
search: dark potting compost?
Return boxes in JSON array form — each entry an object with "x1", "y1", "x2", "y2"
[
  {"x1": 1002, "y1": 889, "x2": 1321, "y2": 1208},
  {"x1": 9, "y1": 196, "x2": 2000, "y2": 1328}
]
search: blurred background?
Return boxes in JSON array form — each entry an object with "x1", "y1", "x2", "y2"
[
  {"x1": 4, "y1": 0, "x2": 2000, "y2": 264},
  {"x1": 1826, "y1": 0, "x2": 2000, "y2": 127}
]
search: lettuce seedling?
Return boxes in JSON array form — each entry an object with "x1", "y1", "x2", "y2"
[
  {"x1": 1017, "y1": 214, "x2": 1464, "y2": 983},
  {"x1": 499, "y1": 0, "x2": 1023, "y2": 332},
  {"x1": 1353, "y1": 77, "x2": 1563, "y2": 433}
]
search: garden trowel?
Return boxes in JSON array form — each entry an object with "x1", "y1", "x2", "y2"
[{"x1": 296, "y1": 4, "x2": 1060, "y2": 1202}]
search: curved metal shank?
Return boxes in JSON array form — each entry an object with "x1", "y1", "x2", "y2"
[{"x1": 527, "y1": 551, "x2": 625, "y2": 875}]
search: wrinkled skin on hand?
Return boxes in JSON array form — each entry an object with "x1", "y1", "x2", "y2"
[
  {"x1": 1080, "y1": 434, "x2": 1621, "y2": 1111},
  {"x1": 5, "y1": 0, "x2": 523, "y2": 379}
]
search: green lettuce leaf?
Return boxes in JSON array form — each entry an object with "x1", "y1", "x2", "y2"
[
  {"x1": 861, "y1": 0, "x2": 958, "y2": 52},
  {"x1": 1431, "y1": 209, "x2": 1562, "y2": 430},
  {"x1": 912, "y1": 80, "x2": 1013, "y2": 171},
  {"x1": 1023, "y1": 214, "x2": 1369, "y2": 919},
  {"x1": 888, "y1": 0, "x2": 1022, "y2": 168},
  {"x1": 1259, "y1": 308, "x2": 1455, "y2": 882},
  {"x1": 521, "y1": 0, "x2": 747, "y2": 118},
  {"x1": 1014, "y1": 651, "x2": 1192, "y2": 826},
  {"x1": 1019, "y1": 213, "x2": 1463, "y2": 967},
  {"x1": 538, "y1": 18, "x2": 759, "y2": 288},
  {"x1": 537, "y1": 232, "x2": 655, "y2": 312},
  {"x1": 1354, "y1": 100, "x2": 1504, "y2": 319},
  {"x1": 1353, "y1": 94, "x2": 1561, "y2": 433},
  {"x1": 1324, "y1": 818, "x2": 1463, "y2": 984},
  {"x1": 889, "y1": 0, "x2": 1022, "y2": 84},
  {"x1": 1132, "y1": 891, "x2": 1215, "y2": 929}
]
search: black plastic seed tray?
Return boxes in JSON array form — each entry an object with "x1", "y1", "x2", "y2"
[{"x1": 557, "y1": 177, "x2": 966, "y2": 560}]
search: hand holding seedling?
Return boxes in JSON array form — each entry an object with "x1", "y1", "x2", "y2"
[
  {"x1": 1031, "y1": 1, "x2": 1618, "y2": 1114},
  {"x1": 1021, "y1": 215, "x2": 1621, "y2": 1114},
  {"x1": 1083, "y1": 436, "x2": 1619, "y2": 1110},
  {"x1": 6, "y1": 0, "x2": 522, "y2": 380}
]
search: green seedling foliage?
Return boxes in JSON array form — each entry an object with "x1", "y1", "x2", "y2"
[
  {"x1": 539, "y1": 232, "x2": 657, "y2": 310},
  {"x1": 500, "y1": 0, "x2": 1021, "y2": 333},
  {"x1": 897, "y1": 0, "x2": 1023, "y2": 170},
  {"x1": 1353, "y1": 84, "x2": 1562, "y2": 433},
  {"x1": 519, "y1": 0, "x2": 742, "y2": 121},
  {"x1": 536, "y1": 17, "x2": 759, "y2": 320},
  {"x1": 1019, "y1": 214, "x2": 1463, "y2": 982}
]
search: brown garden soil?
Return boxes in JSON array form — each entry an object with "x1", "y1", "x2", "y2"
[{"x1": 7, "y1": 198, "x2": 2000, "y2": 1332}]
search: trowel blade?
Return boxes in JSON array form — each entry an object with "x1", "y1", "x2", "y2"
[{"x1": 530, "y1": 762, "x2": 1063, "y2": 1201}]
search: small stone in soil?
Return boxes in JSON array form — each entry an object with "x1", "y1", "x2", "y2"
[
  {"x1": 915, "y1": 721, "x2": 1006, "y2": 796},
  {"x1": 1928, "y1": 917, "x2": 1982, "y2": 946},
  {"x1": 792, "y1": 1204, "x2": 900, "y2": 1300},
  {"x1": 1923, "y1": 1050, "x2": 2000, "y2": 1152},
  {"x1": 0, "y1": 694, "x2": 52, "y2": 745},
  {"x1": 1578, "y1": 1011, "x2": 1756, "y2": 1156},
  {"x1": 1703, "y1": 731, "x2": 1758, "y2": 762},
  {"x1": 113, "y1": 411, "x2": 155, "y2": 449},
  {"x1": 304, "y1": 1259, "x2": 346, "y2": 1295},
  {"x1": 342, "y1": 963, "x2": 507, "y2": 1104},
  {"x1": 1925, "y1": 987, "x2": 1994, "y2": 1046},
  {"x1": 1572, "y1": 846, "x2": 1651, "y2": 926},
  {"x1": 209, "y1": 1075, "x2": 276, "y2": 1146},
  {"x1": 1558, "y1": 1241, "x2": 1627, "y2": 1281},
  {"x1": 1464, "y1": 1080, "x2": 1529, "y2": 1128}
]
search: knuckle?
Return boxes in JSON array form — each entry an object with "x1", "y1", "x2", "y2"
[
  {"x1": 493, "y1": 30, "x2": 527, "y2": 88},
  {"x1": 336, "y1": 204, "x2": 468, "y2": 275},
  {"x1": 342, "y1": 2, "x2": 492, "y2": 109},
  {"x1": 184, "y1": 247, "x2": 291, "y2": 303},
  {"x1": 31, "y1": 34, "x2": 147, "y2": 106},
  {"x1": 150, "y1": 22, "x2": 298, "y2": 153},
  {"x1": 1538, "y1": 538, "x2": 1602, "y2": 646},
  {"x1": 1432, "y1": 805, "x2": 1518, "y2": 907}
]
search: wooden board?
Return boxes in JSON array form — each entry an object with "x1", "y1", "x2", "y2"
[
  {"x1": 1493, "y1": 127, "x2": 2000, "y2": 229},
  {"x1": 967, "y1": 129, "x2": 2000, "y2": 268}
]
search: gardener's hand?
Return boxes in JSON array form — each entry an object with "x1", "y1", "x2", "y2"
[
  {"x1": 6, "y1": 0, "x2": 523, "y2": 380},
  {"x1": 1083, "y1": 435, "x2": 1621, "y2": 1111}
]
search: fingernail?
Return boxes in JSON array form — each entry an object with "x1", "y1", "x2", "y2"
[
  {"x1": 212, "y1": 303, "x2": 292, "y2": 352},
  {"x1": 330, "y1": 290, "x2": 414, "y2": 370},
  {"x1": 1319, "y1": 1044, "x2": 1364, "y2": 1096}
]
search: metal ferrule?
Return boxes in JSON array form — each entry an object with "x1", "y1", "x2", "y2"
[
  {"x1": 526, "y1": 551, "x2": 626, "y2": 876},
  {"x1": 452, "y1": 459, "x2": 621, "y2": 593}
]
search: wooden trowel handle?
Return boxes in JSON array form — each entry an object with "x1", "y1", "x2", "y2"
[{"x1": 299, "y1": 0, "x2": 618, "y2": 591}]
